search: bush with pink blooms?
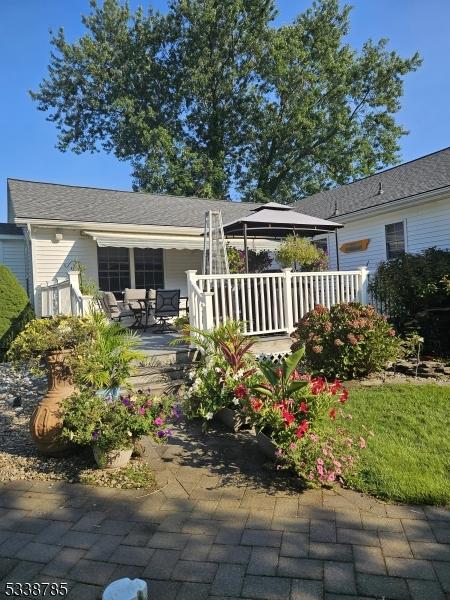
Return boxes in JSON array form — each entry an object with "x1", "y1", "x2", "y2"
[
  {"x1": 249, "y1": 348, "x2": 367, "y2": 486},
  {"x1": 291, "y1": 302, "x2": 401, "y2": 379}
]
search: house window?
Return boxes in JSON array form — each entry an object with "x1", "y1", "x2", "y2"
[
  {"x1": 134, "y1": 248, "x2": 164, "y2": 290},
  {"x1": 385, "y1": 222, "x2": 406, "y2": 260},
  {"x1": 97, "y1": 247, "x2": 130, "y2": 296},
  {"x1": 313, "y1": 238, "x2": 328, "y2": 254}
]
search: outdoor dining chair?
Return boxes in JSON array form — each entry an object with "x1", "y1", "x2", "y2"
[
  {"x1": 153, "y1": 289, "x2": 181, "y2": 333},
  {"x1": 100, "y1": 291, "x2": 134, "y2": 322}
]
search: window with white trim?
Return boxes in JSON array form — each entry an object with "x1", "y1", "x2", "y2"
[
  {"x1": 134, "y1": 248, "x2": 164, "y2": 290},
  {"x1": 97, "y1": 247, "x2": 130, "y2": 296},
  {"x1": 385, "y1": 221, "x2": 406, "y2": 260}
]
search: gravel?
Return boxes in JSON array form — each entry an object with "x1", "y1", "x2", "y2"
[{"x1": 0, "y1": 363, "x2": 157, "y2": 489}]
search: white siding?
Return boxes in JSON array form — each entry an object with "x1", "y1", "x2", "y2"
[
  {"x1": 325, "y1": 195, "x2": 450, "y2": 272},
  {"x1": 31, "y1": 228, "x2": 99, "y2": 307},
  {"x1": 0, "y1": 238, "x2": 27, "y2": 290},
  {"x1": 163, "y1": 249, "x2": 203, "y2": 295}
]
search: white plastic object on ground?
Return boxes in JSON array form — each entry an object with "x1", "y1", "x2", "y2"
[{"x1": 102, "y1": 578, "x2": 148, "y2": 600}]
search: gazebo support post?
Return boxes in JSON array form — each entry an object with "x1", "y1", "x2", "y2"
[
  {"x1": 334, "y1": 229, "x2": 340, "y2": 270},
  {"x1": 243, "y1": 223, "x2": 249, "y2": 272}
]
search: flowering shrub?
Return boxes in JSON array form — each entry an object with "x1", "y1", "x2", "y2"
[
  {"x1": 291, "y1": 302, "x2": 401, "y2": 379},
  {"x1": 182, "y1": 322, "x2": 261, "y2": 425},
  {"x1": 249, "y1": 350, "x2": 366, "y2": 484},
  {"x1": 62, "y1": 390, "x2": 180, "y2": 452}
]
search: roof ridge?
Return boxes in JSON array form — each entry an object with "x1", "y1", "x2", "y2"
[
  {"x1": 7, "y1": 177, "x2": 259, "y2": 206},
  {"x1": 296, "y1": 145, "x2": 450, "y2": 204}
]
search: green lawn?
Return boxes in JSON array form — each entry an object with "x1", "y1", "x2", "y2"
[{"x1": 345, "y1": 383, "x2": 450, "y2": 505}]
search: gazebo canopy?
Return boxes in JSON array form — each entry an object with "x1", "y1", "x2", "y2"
[
  {"x1": 222, "y1": 202, "x2": 343, "y2": 238},
  {"x1": 222, "y1": 203, "x2": 343, "y2": 271}
]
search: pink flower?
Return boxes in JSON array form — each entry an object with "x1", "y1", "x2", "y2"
[
  {"x1": 334, "y1": 338, "x2": 344, "y2": 347},
  {"x1": 359, "y1": 437, "x2": 366, "y2": 449},
  {"x1": 316, "y1": 464, "x2": 324, "y2": 476},
  {"x1": 299, "y1": 401, "x2": 309, "y2": 413},
  {"x1": 310, "y1": 377, "x2": 326, "y2": 395},
  {"x1": 139, "y1": 407, "x2": 146, "y2": 415},
  {"x1": 289, "y1": 442, "x2": 297, "y2": 450},
  {"x1": 326, "y1": 470, "x2": 336, "y2": 482},
  {"x1": 309, "y1": 433, "x2": 319, "y2": 443},
  {"x1": 316, "y1": 458, "x2": 324, "y2": 466},
  {"x1": 154, "y1": 417, "x2": 164, "y2": 426},
  {"x1": 308, "y1": 471, "x2": 315, "y2": 480}
]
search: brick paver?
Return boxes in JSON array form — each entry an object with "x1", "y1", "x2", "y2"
[{"x1": 0, "y1": 422, "x2": 449, "y2": 599}]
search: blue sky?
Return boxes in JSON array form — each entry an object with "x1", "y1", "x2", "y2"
[{"x1": 1, "y1": 0, "x2": 449, "y2": 221}]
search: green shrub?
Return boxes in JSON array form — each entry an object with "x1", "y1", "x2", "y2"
[
  {"x1": 369, "y1": 247, "x2": 450, "y2": 327},
  {"x1": 0, "y1": 265, "x2": 34, "y2": 360},
  {"x1": 291, "y1": 302, "x2": 401, "y2": 379},
  {"x1": 227, "y1": 244, "x2": 273, "y2": 273}
]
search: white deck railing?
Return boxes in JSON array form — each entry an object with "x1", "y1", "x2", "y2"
[
  {"x1": 38, "y1": 271, "x2": 94, "y2": 318},
  {"x1": 187, "y1": 267, "x2": 369, "y2": 336}
]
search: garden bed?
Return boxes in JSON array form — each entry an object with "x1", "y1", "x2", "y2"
[{"x1": 0, "y1": 363, "x2": 158, "y2": 490}]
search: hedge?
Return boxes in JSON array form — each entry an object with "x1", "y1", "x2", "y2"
[{"x1": 0, "y1": 265, "x2": 35, "y2": 360}]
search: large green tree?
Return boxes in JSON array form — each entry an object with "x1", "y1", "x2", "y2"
[{"x1": 32, "y1": 0, "x2": 421, "y2": 202}]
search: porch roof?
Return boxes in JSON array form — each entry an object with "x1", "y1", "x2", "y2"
[{"x1": 82, "y1": 230, "x2": 281, "y2": 251}]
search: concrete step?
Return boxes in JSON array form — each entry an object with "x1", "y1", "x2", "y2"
[{"x1": 124, "y1": 378, "x2": 186, "y2": 396}]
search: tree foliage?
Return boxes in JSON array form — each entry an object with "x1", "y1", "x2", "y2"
[{"x1": 31, "y1": 0, "x2": 421, "y2": 202}]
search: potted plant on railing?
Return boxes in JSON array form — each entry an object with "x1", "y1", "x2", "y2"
[
  {"x1": 71, "y1": 313, "x2": 144, "y2": 399},
  {"x1": 62, "y1": 389, "x2": 176, "y2": 469},
  {"x1": 7, "y1": 315, "x2": 97, "y2": 455}
]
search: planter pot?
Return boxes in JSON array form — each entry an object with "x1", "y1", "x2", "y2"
[
  {"x1": 255, "y1": 428, "x2": 278, "y2": 459},
  {"x1": 30, "y1": 349, "x2": 76, "y2": 456},
  {"x1": 216, "y1": 407, "x2": 250, "y2": 432},
  {"x1": 96, "y1": 387, "x2": 121, "y2": 401},
  {"x1": 93, "y1": 446, "x2": 133, "y2": 470}
]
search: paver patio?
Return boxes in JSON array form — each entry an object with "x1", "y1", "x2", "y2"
[{"x1": 0, "y1": 420, "x2": 449, "y2": 600}]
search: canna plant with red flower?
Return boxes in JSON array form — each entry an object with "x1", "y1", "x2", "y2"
[{"x1": 247, "y1": 348, "x2": 365, "y2": 487}]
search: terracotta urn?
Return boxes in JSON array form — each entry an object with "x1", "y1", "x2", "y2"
[{"x1": 30, "y1": 349, "x2": 76, "y2": 456}]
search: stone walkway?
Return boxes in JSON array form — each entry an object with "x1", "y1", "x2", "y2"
[{"x1": 0, "y1": 421, "x2": 449, "y2": 600}]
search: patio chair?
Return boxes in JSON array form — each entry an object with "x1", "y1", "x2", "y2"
[
  {"x1": 153, "y1": 289, "x2": 180, "y2": 333},
  {"x1": 100, "y1": 292, "x2": 133, "y2": 322},
  {"x1": 124, "y1": 288, "x2": 147, "y2": 328}
]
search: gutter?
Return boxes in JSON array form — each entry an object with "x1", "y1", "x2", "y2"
[{"x1": 12, "y1": 218, "x2": 204, "y2": 236}]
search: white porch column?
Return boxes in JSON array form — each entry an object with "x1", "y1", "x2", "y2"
[
  {"x1": 202, "y1": 292, "x2": 214, "y2": 330},
  {"x1": 129, "y1": 248, "x2": 136, "y2": 288},
  {"x1": 282, "y1": 268, "x2": 294, "y2": 334},
  {"x1": 358, "y1": 266, "x2": 370, "y2": 304},
  {"x1": 186, "y1": 270, "x2": 197, "y2": 328}
]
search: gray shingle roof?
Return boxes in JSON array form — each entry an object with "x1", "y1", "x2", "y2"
[
  {"x1": 0, "y1": 223, "x2": 23, "y2": 236},
  {"x1": 294, "y1": 147, "x2": 450, "y2": 219},
  {"x1": 7, "y1": 147, "x2": 450, "y2": 227},
  {"x1": 8, "y1": 179, "x2": 259, "y2": 228}
]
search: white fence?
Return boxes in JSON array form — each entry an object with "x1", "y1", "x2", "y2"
[
  {"x1": 187, "y1": 267, "x2": 369, "y2": 336},
  {"x1": 38, "y1": 271, "x2": 93, "y2": 318}
]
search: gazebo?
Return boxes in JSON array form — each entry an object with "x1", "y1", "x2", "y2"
[{"x1": 222, "y1": 202, "x2": 343, "y2": 271}]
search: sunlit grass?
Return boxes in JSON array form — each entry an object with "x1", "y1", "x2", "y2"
[{"x1": 345, "y1": 384, "x2": 450, "y2": 505}]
